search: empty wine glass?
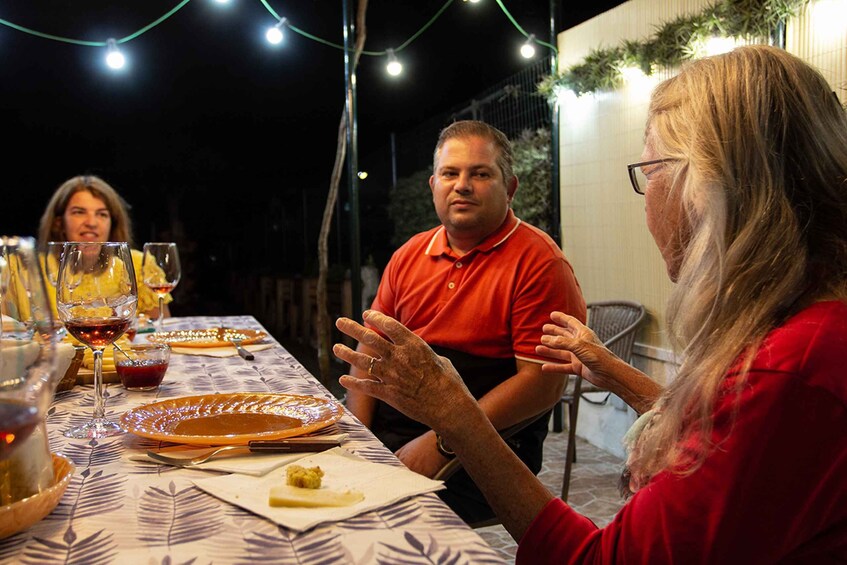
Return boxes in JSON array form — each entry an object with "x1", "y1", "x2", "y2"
[
  {"x1": 56, "y1": 242, "x2": 137, "y2": 438},
  {"x1": 141, "y1": 242, "x2": 180, "y2": 329},
  {"x1": 43, "y1": 242, "x2": 65, "y2": 289},
  {"x1": 42, "y1": 241, "x2": 67, "y2": 337}
]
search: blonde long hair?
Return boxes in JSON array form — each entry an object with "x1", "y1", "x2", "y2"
[
  {"x1": 629, "y1": 46, "x2": 847, "y2": 486},
  {"x1": 37, "y1": 175, "x2": 134, "y2": 249}
]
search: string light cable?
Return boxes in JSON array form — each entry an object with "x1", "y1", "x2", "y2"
[
  {"x1": 0, "y1": 0, "x2": 553, "y2": 70},
  {"x1": 0, "y1": 0, "x2": 192, "y2": 47}
]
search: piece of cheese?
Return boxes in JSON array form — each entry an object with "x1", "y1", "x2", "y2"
[{"x1": 268, "y1": 485, "x2": 364, "y2": 508}]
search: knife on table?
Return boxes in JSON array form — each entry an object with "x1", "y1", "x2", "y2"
[
  {"x1": 230, "y1": 337, "x2": 254, "y2": 360},
  {"x1": 146, "y1": 438, "x2": 342, "y2": 467}
]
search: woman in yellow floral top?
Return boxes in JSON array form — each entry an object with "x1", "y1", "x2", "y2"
[{"x1": 37, "y1": 175, "x2": 173, "y2": 318}]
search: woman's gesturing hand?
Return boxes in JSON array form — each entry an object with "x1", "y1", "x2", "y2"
[
  {"x1": 333, "y1": 310, "x2": 475, "y2": 432},
  {"x1": 536, "y1": 311, "x2": 614, "y2": 389}
]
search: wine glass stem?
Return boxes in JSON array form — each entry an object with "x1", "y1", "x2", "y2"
[
  {"x1": 93, "y1": 348, "x2": 105, "y2": 419},
  {"x1": 157, "y1": 296, "x2": 165, "y2": 327}
]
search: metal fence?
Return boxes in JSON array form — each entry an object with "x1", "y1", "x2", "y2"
[{"x1": 393, "y1": 58, "x2": 553, "y2": 179}]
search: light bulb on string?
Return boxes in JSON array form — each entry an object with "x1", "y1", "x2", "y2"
[
  {"x1": 105, "y1": 38, "x2": 125, "y2": 70},
  {"x1": 520, "y1": 34, "x2": 536, "y2": 59},
  {"x1": 266, "y1": 17, "x2": 288, "y2": 45},
  {"x1": 357, "y1": 171, "x2": 368, "y2": 180},
  {"x1": 386, "y1": 48, "x2": 402, "y2": 77}
]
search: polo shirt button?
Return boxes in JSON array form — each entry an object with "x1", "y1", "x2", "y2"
[
  {"x1": 448, "y1": 282, "x2": 456, "y2": 289},
  {"x1": 455, "y1": 262, "x2": 463, "y2": 268}
]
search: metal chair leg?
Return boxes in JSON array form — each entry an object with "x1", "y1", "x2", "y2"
[{"x1": 561, "y1": 377, "x2": 582, "y2": 501}]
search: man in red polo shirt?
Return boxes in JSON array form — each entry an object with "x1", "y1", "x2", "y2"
[{"x1": 346, "y1": 120, "x2": 586, "y2": 524}]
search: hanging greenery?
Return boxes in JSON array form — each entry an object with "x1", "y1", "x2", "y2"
[{"x1": 539, "y1": 0, "x2": 809, "y2": 97}]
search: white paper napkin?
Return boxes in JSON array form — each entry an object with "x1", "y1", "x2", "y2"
[
  {"x1": 192, "y1": 447, "x2": 445, "y2": 532},
  {"x1": 170, "y1": 343, "x2": 274, "y2": 357},
  {"x1": 130, "y1": 434, "x2": 348, "y2": 476}
]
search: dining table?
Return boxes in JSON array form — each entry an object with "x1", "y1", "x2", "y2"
[{"x1": 0, "y1": 315, "x2": 505, "y2": 564}]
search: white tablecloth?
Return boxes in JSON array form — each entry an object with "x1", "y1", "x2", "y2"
[{"x1": 0, "y1": 316, "x2": 504, "y2": 564}]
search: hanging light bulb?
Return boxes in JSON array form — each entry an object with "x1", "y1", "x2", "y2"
[
  {"x1": 105, "y1": 38, "x2": 125, "y2": 70},
  {"x1": 266, "y1": 17, "x2": 288, "y2": 45},
  {"x1": 520, "y1": 34, "x2": 536, "y2": 59},
  {"x1": 357, "y1": 171, "x2": 368, "y2": 180},
  {"x1": 386, "y1": 48, "x2": 402, "y2": 77}
]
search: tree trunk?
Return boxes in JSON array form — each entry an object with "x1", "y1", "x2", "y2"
[{"x1": 316, "y1": 0, "x2": 368, "y2": 385}]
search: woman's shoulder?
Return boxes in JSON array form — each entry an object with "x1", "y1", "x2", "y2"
[{"x1": 751, "y1": 300, "x2": 847, "y2": 401}]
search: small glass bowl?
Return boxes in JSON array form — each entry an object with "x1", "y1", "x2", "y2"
[{"x1": 113, "y1": 343, "x2": 170, "y2": 391}]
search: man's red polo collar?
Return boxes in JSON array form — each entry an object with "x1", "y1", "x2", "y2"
[{"x1": 423, "y1": 209, "x2": 522, "y2": 258}]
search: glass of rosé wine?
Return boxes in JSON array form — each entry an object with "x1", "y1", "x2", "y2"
[
  {"x1": 56, "y1": 241, "x2": 137, "y2": 438},
  {"x1": 141, "y1": 242, "x2": 180, "y2": 330}
]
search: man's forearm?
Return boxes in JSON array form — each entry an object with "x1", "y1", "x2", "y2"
[{"x1": 476, "y1": 361, "x2": 564, "y2": 431}]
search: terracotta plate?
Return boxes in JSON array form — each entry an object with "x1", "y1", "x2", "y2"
[
  {"x1": 121, "y1": 393, "x2": 344, "y2": 445},
  {"x1": 147, "y1": 328, "x2": 267, "y2": 348},
  {"x1": 0, "y1": 454, "x2": 75, "y2": 540}
]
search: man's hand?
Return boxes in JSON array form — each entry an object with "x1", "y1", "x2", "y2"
[{"x1": 394, "y1": 431, "x2": 450, "y2": 478}]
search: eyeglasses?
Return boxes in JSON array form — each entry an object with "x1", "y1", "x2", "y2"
[{"x1": 627, "y1": 158, "x2": 674, "y2": 195}]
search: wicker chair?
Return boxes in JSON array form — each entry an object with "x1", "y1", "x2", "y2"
[{"x1": 558, "y1": 300, "x2": 646, "y2": 501}]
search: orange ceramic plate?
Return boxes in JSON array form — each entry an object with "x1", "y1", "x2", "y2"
[
  {"x1": 121, "y1": 393, "x2": 343, "y2": 446},
  {"x1": 147, "y1": 328, "x2": 267, "y2": 348},
  {"x1": 0, "y1": 454, "x2": 75, "y2": 540}
]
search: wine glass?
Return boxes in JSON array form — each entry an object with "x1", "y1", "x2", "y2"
[
  {"x1": 42, "y1": 241, "x2": 67, "y2": 337},
  {"x1": 56, "y1": 242, "x2": 137, "y2": 438},
  {"x1": 141, "y1": 242, "x2": 180, "y2": 329},
  {"x1": 1, "y1": 236, "x2": 57, "y2": 503}
]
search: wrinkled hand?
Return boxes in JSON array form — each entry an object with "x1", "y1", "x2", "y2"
[
  {"x1": 333, "y1": 310, "x2": 475, "y2": 433},
  {"x1": 395, "y1": 433, "x2": 449, "y2": 478},
  {"x1": 536, "y1": 311, "x2": 613, "y2": 389}
]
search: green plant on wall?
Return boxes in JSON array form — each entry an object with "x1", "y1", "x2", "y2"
[
  {"x1": 539, "y1": 0, "x2": 808, "y2": 98},
  {"x1": 388, "y1": 128, "x2": 554, "y2": 248}
]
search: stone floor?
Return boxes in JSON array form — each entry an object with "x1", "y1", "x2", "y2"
[{"x1": 475, "y1": 429, "x2": 627, "y2": 563}]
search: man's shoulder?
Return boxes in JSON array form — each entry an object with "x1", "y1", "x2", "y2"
[
  {"x1": 393, "y1": 226, "x2": 444, "y2": 256},
  {"x1": 508, "y1": 219, "x2": 567, "y2": 259}
]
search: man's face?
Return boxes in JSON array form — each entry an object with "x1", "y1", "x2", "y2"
[{"x1": 429, "y1": 135, "x2": 517, "y2": 251}]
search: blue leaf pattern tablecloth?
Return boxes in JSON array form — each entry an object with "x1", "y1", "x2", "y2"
[{"x1": 0, "y1": 316, "x2": 504, "y2": 564}]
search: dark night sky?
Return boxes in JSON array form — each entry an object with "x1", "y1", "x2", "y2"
[{"x1": 2, "y1": 0, "x2": 623, "y2": 313}]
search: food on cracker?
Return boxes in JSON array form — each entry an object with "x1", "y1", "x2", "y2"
[
  {"x1": 268, "y1": 465, "x2": 363, "y2": 508},
  {"x1": 285, "y1": 465, "x2": 324, "y2": 489},
  {"x1": 268, "y1": 485, "x2": 364, "y2": 508}
]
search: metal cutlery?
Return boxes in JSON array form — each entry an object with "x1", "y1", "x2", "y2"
[
  {"x1": 146, "y1": 438, "x2": 340, "y2": 467},
  {"x1": 229, "y1": 337, "x2": 254, "y2": 360}
]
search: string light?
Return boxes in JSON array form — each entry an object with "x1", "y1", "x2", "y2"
[
  {"x1": 266, "y1": 17, "x2": 288, "y2": 45},
  {"x1": 0, "y1": 0, "x2": 556, "y2": 76},
  {"x1": 105, "y1": 38, "x2": 125, "y2": 70},
  {"x1": 520, "y1": 34, "x2": 536, "y2": 59},
  {"x1": 386, "y1": 48, "x2": 402, "y2": 76},
  {"x1": 357, "y1": 171, "x2": 368, "y2": 180}
]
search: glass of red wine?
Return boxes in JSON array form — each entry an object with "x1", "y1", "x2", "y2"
[
  {"x1": 141, "y1": 242, "x2": 180, "y2": 330},
  {"x1": 1, "y1": 236, "x2": 58, "y2": 503},
  {"x1": 56, "y1": 241, "x2": 137, "y2": 439}
]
